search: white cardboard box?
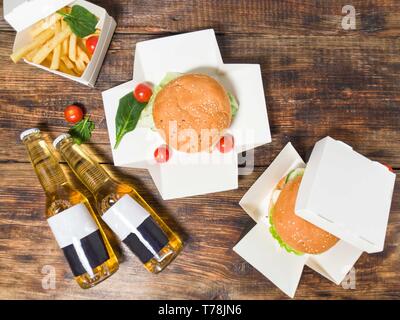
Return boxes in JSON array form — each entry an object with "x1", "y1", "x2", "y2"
[
  {"x1": 234, "y1": 137, "x2": 396, "y2": 297},
  {"x1": 102, "y1": 29, "x2": 272, "y2": 200},
  {"x1": 4, "y1": 0, "x2": 116, "y2": 87}
]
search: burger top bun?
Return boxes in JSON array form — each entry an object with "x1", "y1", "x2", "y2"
[
  {"x1": 153, "y1": 74, "x2": 231, "y2": 153},
  {"x1": 271, "y1": 175, "x2": 339, "y2": 254}
]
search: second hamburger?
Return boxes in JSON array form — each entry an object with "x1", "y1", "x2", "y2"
[{"x1": 269, "y1": 168, "x2": 339, "y2": 255}]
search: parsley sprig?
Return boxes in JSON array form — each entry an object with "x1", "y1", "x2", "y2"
[{"x1": 68, "y1": 116, "x2": 95, "y2": 145}]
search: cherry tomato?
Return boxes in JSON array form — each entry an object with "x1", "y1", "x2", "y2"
[
  {"x1": 154, "y1": 145, "x2": 170, "y2": 163},
  {"x1": 64, "y1": 105, "x2": 84, "y2": 123},
  {"x1": 134, "y1": 83, "x2": 153, "y2": 103},
  {"x1": 86, "y1": 36, "x2": 99, "y2": 55},
  {"x1": 217, "y1": 134, "x2": 234, "y2": 153},
  {"x1": 383, "y1": 163, "x2": 394, "y2": 173}
]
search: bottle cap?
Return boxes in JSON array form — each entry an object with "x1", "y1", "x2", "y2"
[
  {"x1": 20, "y1": 128, "x2": 40, "y2": 141},
  {"x1": 53, "y1": 133, "x2": 71, "y2": 149}
]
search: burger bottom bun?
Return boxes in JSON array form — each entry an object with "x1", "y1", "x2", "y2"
[{"x1": 271, "y1": 176, "x2": 339, "y2": 254}]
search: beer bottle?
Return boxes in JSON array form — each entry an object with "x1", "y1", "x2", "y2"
[
  {"x1": 53, "y1": 134, "x2": 183, "y2": 273},
  {"x1": 21, "y1": 129, "x2": 119, "y2": 288}
]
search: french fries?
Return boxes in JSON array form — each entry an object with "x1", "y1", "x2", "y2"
[
  {"x1": 60, "y1": 55, "x2": 75, "y2": 70},
  {"x1": 69, "y1": 33, "x2": 77, "y2": 62},
  {"x1": 11, "y1": 28, "x2": 54, "y2": 63},
  {"x1": 75, "y1": 59, "x2": 86, "y2": 74},
  {"x1": 25, "y1": 47, "x2": 40, "y2": 61},
  {"x1": 32, "y1": 26, "x2": 72, "y2": 64},
  {"x1": 59, "y1": 61, "x2": 77, "y2": 76},
  {"x1": 10, "y1": 8, "x2": 101, "y2": 78},
  {"x1": 61, "y1": 20, "x2": 69, "y2": 56},
  {"x1": 30, "y1": 14, "x2": 62, "y2": 38},
  {"x1": 50, "y1": 21, "x2": 62, "y2": 70},
  {"x1": 77, "y1": 45, "x2": 90, "y2": 64}
]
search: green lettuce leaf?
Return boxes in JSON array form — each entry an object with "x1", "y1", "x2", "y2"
[
  {"x1": 137, "y1": 72, "x2": 182, "y2": 129},
  {"x1": 285, "y1": 167, "x2": 305, "y2": 184},
  {"x1": 228, "y1": 92, "x2": 239, "y2": 118},
  {"x1": 268, "y1": 169, "x2": 305, "y2": 256},
  {"x1": 268, "y1": 208, "x2": 304, "y2": 256}
]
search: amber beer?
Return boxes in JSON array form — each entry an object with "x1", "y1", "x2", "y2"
[
  {"x1": 54, "y1": 134, "x2": 183, "y2": 273},
  {"x1": 21, "y1": 129, "x2": 119, "y2": 288}
]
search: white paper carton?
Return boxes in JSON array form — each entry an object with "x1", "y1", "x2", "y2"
[
  {"x1": 295, "y1": 137, "x2": 395, "y2": 253},
  {"x1": 234, "y1": 137, "x2": 395, "y2": 298},
  {"x1": 4, "y1": 0, "x2": 116, "y2": 87},
  {"x1": 133, "y1": 29, "x2": 223, "y2": 84},
  {"x1": 102, "y1": 29, "x2": 271, "y2": 199}
]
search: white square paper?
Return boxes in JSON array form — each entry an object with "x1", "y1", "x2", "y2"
[
  {"x1": 133, "y1": 29, "x2": 223, "y2": 84},
  {"x1": 234, "y1": 140, "x2": 371, "y2": 298},
  {"x1": 234, "y1": 222, "x2": 308, "y2": 298},
  {"x1": 102, "y1": 29, "x2": 272, "y2": 199}
]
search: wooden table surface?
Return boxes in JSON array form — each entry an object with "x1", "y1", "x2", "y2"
[{"x1": 0, "y1": 0, "x2": 399, "y2": 300}]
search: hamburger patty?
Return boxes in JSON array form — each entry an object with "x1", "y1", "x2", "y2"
[
  {"x1": 153, "y1": 74, "x2": 231, "y2": 153},
  {"x1": 272, "y1": 176, "x2": 339, "y2": 254}
]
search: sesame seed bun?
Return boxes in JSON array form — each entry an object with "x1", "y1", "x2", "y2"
[
  {"x1": 270, "y1": 175, "x2": 339, "y2": 254},
  {"x1": 153, "y1": 74, "x2": 231, "y2": 153}
]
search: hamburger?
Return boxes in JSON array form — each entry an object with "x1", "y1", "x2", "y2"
[
  {"x1": 269, "y1": 168, "x2": 339, "y2": 255},
  {"x1": 139, "y1": 73, "x2": 239, "y2": 153}
]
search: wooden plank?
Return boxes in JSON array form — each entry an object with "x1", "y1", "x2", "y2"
[
  {"x1": 1, "y1": 32, "x2": 399, "y2": 166},
  {"x1": 1, "y1": 0, "x2": 400, "y2": 36},
  {"x1": 1, "y1": 0, "x2": 399, "y2": 300},
  {"x1": 0, "y1": 163, "x2": 398, "y2": 299}
]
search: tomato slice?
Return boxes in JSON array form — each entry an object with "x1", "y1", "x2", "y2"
[
  {"x1": 86, "y1": 36, "x2": 99, "y2": 55},
  {"x1": 216, "y1": 134, "x2": 234, "y2": 153},
  {"x1": 64, "y1": 105, "x2": 84, "y2": 123},
  {"x1": 154, "y1": 145, "x2": 170, "y2": 163},
  {"x1": 134, "y1": 83, "x2": 153, "y2": 103}
]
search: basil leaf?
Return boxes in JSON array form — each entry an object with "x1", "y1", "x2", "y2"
[
  {"x1": 58, "y1": 5, "x2": 98, "y2": 38},
  {"x1": 68, "y1": 116, "x2": 95, "y2": 145},
  {"x1": 114, "y1": 92, "x2": 147, "y2": 149}
]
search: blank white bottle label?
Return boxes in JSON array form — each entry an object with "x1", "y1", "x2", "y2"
[
  {"x1": 47, "y1": 203, "x2": 109, "y2": 276},
  {"x1": 102, "y1": 194, "x2": 168, "y2": 263}
]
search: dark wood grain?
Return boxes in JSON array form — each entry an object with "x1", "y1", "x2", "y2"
[
  {"x1": 0, "y1": 0, "x2": 399, "y2": 300},
  {"x1": 1, "y1": 32, "x2": 399, "y2": 166},
  {"x1": 0, "y1": 164, "x2": 399, "y2": 299},
  {"x1": 1, "y1": 0, "x2": 400, "y2": 36}
]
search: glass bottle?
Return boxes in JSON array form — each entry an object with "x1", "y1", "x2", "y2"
[
  {"x1": 54, "y1": 134, "x2": 183, "y2": 273},
  {"x1": 21, "y1": 129, "x2": 119, "y2": 288}
]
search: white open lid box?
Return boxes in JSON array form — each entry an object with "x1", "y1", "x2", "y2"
[
  {"x1": 102, "y1": 29, "x2": 271, "y2": 200},
  {"x1": 3, "y1": 0, "x2": 116, "y2": 87},
  {"x1": 234, "y1": 136, "x2": 396, "y2": 297}
]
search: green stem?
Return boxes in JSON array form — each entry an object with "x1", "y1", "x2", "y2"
[
  {"x1": 114, "y1": 136, "x2": 122, "y2": 149},
  {"x1": 56, "y1": 10, "x2": 69, "y2": 18}
]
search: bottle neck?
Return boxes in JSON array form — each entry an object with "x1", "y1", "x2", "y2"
[
  {"x1": 57, "y1": 138, "x2": 111, "y2": 195},
  {"x1": 23, "y1": 133, "x2": 67, "y2": 195}
]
